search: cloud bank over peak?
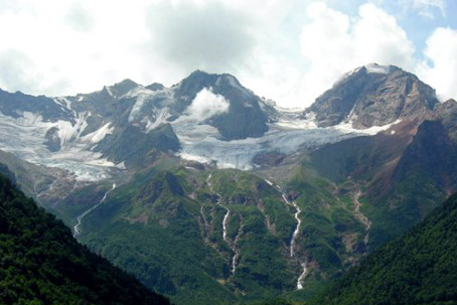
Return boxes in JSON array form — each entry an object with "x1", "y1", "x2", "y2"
[
  {"x1": 0, "y1": 0, "x2": 455, "y2": 108},
  {"x1": 297, "y1": 2, "x2": 415, "y2": 106}
]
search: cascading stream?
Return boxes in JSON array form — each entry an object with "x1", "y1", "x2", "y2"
[
  {"x1": 73, "y1": 183, "x2": 116, "y2": 238},
  {"x1": 206, "y1": 174, "x2": 239, "y2": 274},
  {"x1": 353, "y1": 190, "x2": 372, "y2": 247},
  {"x1": 266, "y1": 178, "x2": 308, "y2": 290},
  {"x1": 282, "y1": 193, "x2": 303, "y2": 258}
]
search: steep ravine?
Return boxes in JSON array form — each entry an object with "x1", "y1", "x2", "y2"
[
  {"x1": 265, "y1": 179, "x2": 308, "y2": 290},
  {"x1": 206, "y1": 174, "x2": 240, "y2": 274},
  {"x1": 73, "y1": 183, "x2": 116, "y2": 237},
  {"x1": 353, "y1": 190, "x2": 371, "y2": 247}
]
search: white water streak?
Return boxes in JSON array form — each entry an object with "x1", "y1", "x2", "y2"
[
  {"x1": 73, "y1": 183, "x2": 116, "y2": 237},
  {"x1": 297, "y1": 263, "x2": 308, "y2": 290},
  {"x1": 206, "y1": 173, "x2": 239, "y2": 274},
  {"x1": 273, "y1": 181, "x2": 307, "y2": 290},
  {"x1": 281, "y1": 193, "x2": 302, "y2": 257}
]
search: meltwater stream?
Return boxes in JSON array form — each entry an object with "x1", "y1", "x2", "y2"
[
  {"x1": 281, "y1": 192, "x2": 308, "y2": 290},
  {"x1": 73, "y1": 183, "x2": 116, "y2": 237},
  {"x1": 265, "y1": 179, "x2": 308, "y2": 290},
  {"x1": 206, "y1": 174, "x2": 239, "y2": 274}
]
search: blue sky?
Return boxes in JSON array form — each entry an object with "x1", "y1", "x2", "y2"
[{"x1": 0, "y1": 0, "x2": 456, "y2": 108}]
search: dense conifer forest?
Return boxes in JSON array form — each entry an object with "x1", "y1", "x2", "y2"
[{"x1": 0, "y1": 173, "x2": 171, "y2": 305}]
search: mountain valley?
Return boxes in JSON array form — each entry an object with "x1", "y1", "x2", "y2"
[{"x1": 1, "y1": 63, "x2": 457, "y2": 305}]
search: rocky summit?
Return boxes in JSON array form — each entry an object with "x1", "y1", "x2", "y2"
[{"x1": 306, "y1": 64, "x2": 439, "y2": 128}]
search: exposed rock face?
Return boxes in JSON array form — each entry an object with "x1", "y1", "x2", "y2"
[
  {"x1": 306, "y1": 64, "x2": 439, "y2": 128},
  {"x1": 173, "y1": 70, "x2": 275, "y2": 140},
  {"x1": 252, "y1": 151, "x2": 286, "y2": 167},
  {"x1": 44, "y1": 127, "x2": 61, "y2": 152},
  {"x1": 434, "y1": 99, "x2": 457, "y2": 143},
  {"x1": 0, "y1": 88, "x2": 74, "y2": 122},
  {"x1": 96, "y1": 123, "x2": 180, "y2": 168}
]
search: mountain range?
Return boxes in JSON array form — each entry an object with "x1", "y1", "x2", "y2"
[{"x1": 0, "y1": 63, "x2": 456, "y2": 304}]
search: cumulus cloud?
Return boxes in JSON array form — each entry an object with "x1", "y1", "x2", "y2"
[
  {"x1": 416, "y1": 27, "x2": 457, "y2": 101},
  {"x1": 0, "y1": 0, "x2": 455, "y2": 108},
  {"x1": 0, "y1": 0, "x2": 153, "y2": 96},
  {"x1": 185, "y1": 88, "x2": 230, "y2": 122},
  {"x1": 297, "y1": 2, "x2": 415, "y2": 107}
]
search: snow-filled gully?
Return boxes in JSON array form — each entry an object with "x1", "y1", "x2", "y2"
[
  {"x1": 73, "y1": 183, "x2": 116, "y2": 238},
  {"x1": 265, "y1": 179, "x2": 308, "y2": 290},
  {"x1": 206, "y1": 174, "x2": 240, "y2": 274}
]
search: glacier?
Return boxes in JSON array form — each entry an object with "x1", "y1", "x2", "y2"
[{"x1": 172, "y1": 108, "x2": 396, "y2": 170}]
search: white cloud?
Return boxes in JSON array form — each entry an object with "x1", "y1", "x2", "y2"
[
  {"x1": 411, "y1": 0, "x2": 446, "y2": 18},
  {"x1": 0, "y1": 0, "x2": 152, "y2": 95},
  {"x1": 145, "y1": 1, "x2": 254, "y2": 73},
  {"x1": 185, "y1": 88, "x2": 230, "y2": 122},
  {"x1": 297, "y1": 2, "x2": 415, "y2": 107},
  {"x1": 416, "y1": 27, "x2": 457, "y2": 101},
  {"x1": 0, "y1": 0, "x2": 454, "y2": 109}
]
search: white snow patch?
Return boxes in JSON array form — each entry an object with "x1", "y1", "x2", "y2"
[
  {"x1": 333, "y1": 119, "x2": 401, "y2": 136},
  {"x1": 275, "y1": 109, "x2": 317, "y2": 129},
  {"x1": 81, "y1": 123, "x2": 113, "y2": 143},
  {"x1": 105, "y1": 86, "x2": 114, "y2": 96},
  {"x1": 115, "y1": 161, "x2": 126, "y2": 169},
  {"x1": 177, "y1": 153, "x2": 212, "y2": 165},
  {"x1": 146, "y1": 108, "x2": 171, "y2": 132},
  {"x1": 127, "y1": 87, "x2": 155, "y2": 122},
  {"x1": 227, "y1": 75, "x2": 250, "y2": 97},
  {"x1": 0, "y1": 111, "x2": 118, "y2": 181}
]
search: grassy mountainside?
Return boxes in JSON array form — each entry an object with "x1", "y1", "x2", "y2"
[
  {"x1": 77, "y1": 160, "x2": 383, "y2": 305},
  {"x1": 310, "y1": 193, "x2": 457, "y2": 305},
  {"x1": 79, "y1": 166, "x2": 307, "y2": 305},
  {"x1": 308, "y1": 120, "x2": 457, "y2": 250},
  {"x1": 0, "y1": 173, "x2": 171, "y2": 305}
]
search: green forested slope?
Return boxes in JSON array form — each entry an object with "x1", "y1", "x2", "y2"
[
  {"x1": 0, "y1": 173, "x2": 171, "y2": 305},
  {"x1": 80, "y1": 167, "x2": 300, "y2": 305},
  {"x1": 310, "y1": 193, "x2": 457, "y2": 305}
]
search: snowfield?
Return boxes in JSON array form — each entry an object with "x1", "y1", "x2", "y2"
[{"x1": 0, "y1": 86, "x2": 398, "y2": 181}]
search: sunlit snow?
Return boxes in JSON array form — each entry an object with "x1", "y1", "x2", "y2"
[
  {"x1": 173, "y1": 109, "x2": 395, "y2": 170},
  {"x1": 0, "y1": 111, "x2": 115, "y2": 181},
  {"x1": 0, "y1": 94, "x2": 398, "y2": 181}
]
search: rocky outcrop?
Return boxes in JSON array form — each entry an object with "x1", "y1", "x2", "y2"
[
  {"x1": 434, "y1": 99, "x2": 457, "y2": 143},
  {"x1": 306, "y1": 64, "x2": 439, "y2": 128},
  {"x1": 0, "y1": 89, "x2": 74, "y2": 122},
  {"x1": 97, "y1": 123, "x2": 180, "y2": 168}
]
